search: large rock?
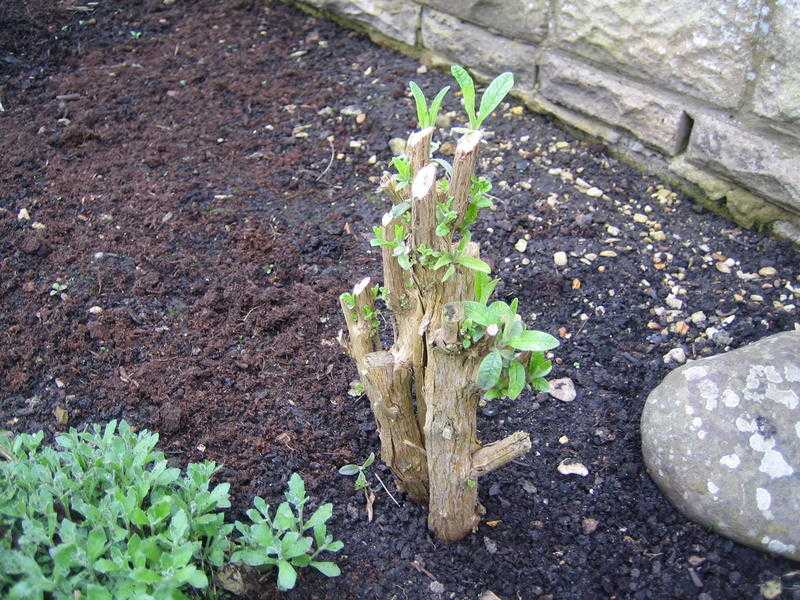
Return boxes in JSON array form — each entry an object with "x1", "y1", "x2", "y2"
[
  {"x1": 641, "y1": 330, "x2": 800, "y2": 561},
  {"x1": 538, "y1": 51, "x2": 691, "y2": 156},
  {"x1": 753, "y1": 2, "x2": 800, "y2": 125},
  {"x1": 415, "y1": 0, "x2": 548, "y2": 43},
  {"x1": 555, "y1": 0, "x2": 761, "y2": 108},
  {"x1": 685, "y1": 113, "x2": 800, "y2": 215},
  {"x1": 420, "y1": 8, "x2": 538, "y2": 97},
  {"x1": 302, "y1": 0, "x2": 419, "y2": 46}
]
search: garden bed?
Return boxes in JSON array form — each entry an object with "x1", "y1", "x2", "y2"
[{"x1": 1, "y1": 1, "x2": 798, "y2": 598}]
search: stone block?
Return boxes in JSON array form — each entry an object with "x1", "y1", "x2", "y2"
[
  {"x1": 753, "y1": 1, "x2": 800, "y2": 125},
  {"x1": 686, "y1": 113, "x2": 800, "y2": 214},
  {"x1": 556, "y1": 0, "x2": 762, "y2": 108},
  {"x1": 415, "y1": 0, "x2": 548, "y2": 42},
  {"x1": 304, "y1": 0, "x2": 420, "y2": 46},
  {"x1": 421, "y1": 8, "x2": 538, "y2": 96},
  {"x1": 538, "y1": 52, "x2": 691, "y2": 155}
]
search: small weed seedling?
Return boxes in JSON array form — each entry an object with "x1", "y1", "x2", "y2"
[
  {"x1": 338, "y1": 452, "x2": 375, "y2": 492},
  {"x1": 339, "y1": 453, "x2": 399, "y2": 521},
  {"x1": 49, "y1": 281, "x2": 68, "y2": 298}
]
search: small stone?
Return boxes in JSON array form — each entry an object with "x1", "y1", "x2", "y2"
[
  {"x1": 162, "y1": 212, "x2": 173, "y2": 223},
  {"x1": 581, "y1": 517, "x2": 599, "y2": 534},
  {"x1": 483, "y1": 537, "x2": 498, "y2": 554},
  {"x1": 548, "y1": 377, "x2": 576, "y2": 402},
  {"x1": 367, "y1": 155, "x2": 377, "y2": 165},
  {"x1": 429, "y1": 581, "x2": 445, "y2": 595},
  {"x1": 479, "y1": 593, "x2": 502, "y2": 600},
  {"x1": 665, "y1": 294, "x2": 683, "y2": 310},
  {"x1": 17, "y1": 208, "x2": 30, "y2": 221},
  {"x1": 557, "y1": 459, "x2": 588, "y2": 477},
  {"x1": 356, "y1": 113, "x2": 366, "y2": 124},
  {"x1": 388, "y1": 138, "x2": 406, "y2": 155},
  {"x1": 758, "y1": 266, "x2": 777, "y2": 277},
  {"x1": 633, "y1": 213, "x2": 648, "y2": 223},
  {"x1": 510, "y1": 105, "x2": 524, "y2": 116},
  {"x1": 599, "y1": 250, "x2": 617, "y2": 258},
  {"x1": 31, "y1": 222, "x2": 46, "y2": 230},
  {"x1": 715, "y1": 261, "x2": 731, "y2": 274},
  {"x1": 53, "y1": 405, "x2": 68, "y2": 426},
  {"x1": 687, "y1": 555, "x2": 706, "y2": 567},
  {"x1": 606, "y1": 225, "x2": 620, "y2": 236},
  {"x1": 514, "y1": 238, "x2": 527, "y2": 253},
  {"x1": 585, "y1": 186, "x2": 603, "y2": 198},
  {"x1": 416, "y1": 64, "x2": 428, "y2": 74},
  {"x1": 558, "y1": 435, "x2": 569, "y2": 444},
  {"x1": 651, "y1": 230, "x2": 667, "y2": 242},
  {"x1": 554, "y1": 251, "x2": 568, "y2": 267},
  {"x1": 663, "y1": 347, "x2": 686, "y2": 364},
  {"x1": 440, "y1": 141, "x2": 455, "y2": 156},
  {"x1": 690, "y1": 311, "x2": 707, "y2": 325},
  {"x1": 760, "y1": 579, "x2": 782, "y2": 599},
  {"x1": 88, "y1": 306, "x2": 103, "y2": 315}
]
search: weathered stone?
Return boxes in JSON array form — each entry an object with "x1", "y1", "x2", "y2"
[
  {"x1": 415, "y1": 0, "x2": 548, "y2": 43},
  {"x1": 753, "y1": 2, "x2": 800, "y2": 125},
  {"x1": 527, "y1": 95, "x2": 622, "y2": 145},
  {"x1": 538, "y1": 52, "x2": 691, "y2": 156},
  {"x1": 556, "y1": 0, "x2": 762, "y2": 108},
  {"x1": 686, "y1": 113, "x2": 800, "y2": 214},
  {"x1": 669, "y1": 156, "x2": 735, "y2": 201},
  {"x1": 641, "y1": 330, "x2": 800, "y2": 561},
  {"x1": 303, "y1": 0, "x2": 419, "y2": 46},
  {"x1": 421, "y1": 9, "x2": 537, "y2": 96}
]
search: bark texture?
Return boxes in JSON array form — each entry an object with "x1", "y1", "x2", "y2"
[{"x1": 340, "y1": 129, "x2": 532, "y2": 541}]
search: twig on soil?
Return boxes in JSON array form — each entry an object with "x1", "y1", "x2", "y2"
[
  {"x1": 410, "y1": 559, "x2": 436, "y2": 582},
  {"x1": 315, "y1": 137, "x2": 335, "y2": 181},
  {"x1": 242, "y1": 304, "x2": 264, "y2": 324},
  {"x1": 373, "y1": 471, "x2": 400, "y2": 507}
]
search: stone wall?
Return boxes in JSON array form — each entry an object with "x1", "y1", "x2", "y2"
[{"x1": 285, "y1": 0, "x2": 800, "y2": 244}]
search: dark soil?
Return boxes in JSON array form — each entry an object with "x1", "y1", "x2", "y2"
[{"x1": 1, "y1": 1, "x2": 798, "y2": 599}]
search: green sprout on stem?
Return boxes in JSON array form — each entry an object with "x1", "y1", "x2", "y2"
[{"x1": 450, "y1": 65, "x2": 514, "y2": 130}]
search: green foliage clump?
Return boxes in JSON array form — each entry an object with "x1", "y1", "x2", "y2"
[
  {"x1": 0, "y1": 421, "x2": 231, "y2": 600},
  {"x1": 0, "y1": 421, "x2": 342, "y2": 599},
  {"x1": 230, "y1": 473, "x2": 343, "y2": 592}
]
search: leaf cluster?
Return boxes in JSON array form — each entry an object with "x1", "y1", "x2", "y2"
[
  {"x1": 450, "y1": 66, "x2": 514, "y2": 130},
  {"x1": 0, "y1": 422, "x2": 343, "y2": 599},
  {"x1": 230, "y1": 474, "x2": 343, "y2": 592},
  {"x1": 465, "y1": 274, "x2": 559, "y2": 400},
  {"x1": 337, "y1": 452, "x2": 374, "y2": 492},
  {"x1": 0, "y1": 421, "x2": 230, "y2": 600}
]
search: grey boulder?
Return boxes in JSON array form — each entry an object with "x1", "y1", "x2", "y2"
[{"x1": 641, "y1": 330, "x2": 800, "y2": 561}]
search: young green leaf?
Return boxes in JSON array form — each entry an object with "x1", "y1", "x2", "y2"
[
  {"x1": 312, "y1": 561, "x2": 342, "y2": 577},
  {"x1": 530, "y1": 376, "x2": 550, "y2": 393},
  {"x1": 455, "y1": 255, "x2": 491, "y2": 274},
  {"x1": 477, "y1": 72, "x2": 514, "y2": 127},
  {"x1": 527, "y1": 352, "x2": 552, "y2": 379},
  {"x1": 337, "y1": 464, "x2": 360, "y2": 476},
  {"x1": 507, "y1": 330, "x2": 560, "y2": 352},
  {"x1": 427, "y1": 86, "x2": 450, "y2": 127},
  {"x1": 361, "y1": 452, "x2": 375, "y2": 469},
  {"x1": 304, "y1": 503, "x2": 333, "y2": 530},
  {"x1": 506, "y1": 360, "x2": 526, "y2": 400},
  {"x1": 408, "y1": 81, "x2": 429, "y2": 128},
  {"x1": 477, "y1": 350, "x2": 503, "y2": 390},
  {"x1": 450, "y1": 65, "x2": 477, "y2": 128},
  {"x1": 277, "y1": 559, "x2": 298, "y2": 591}
]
